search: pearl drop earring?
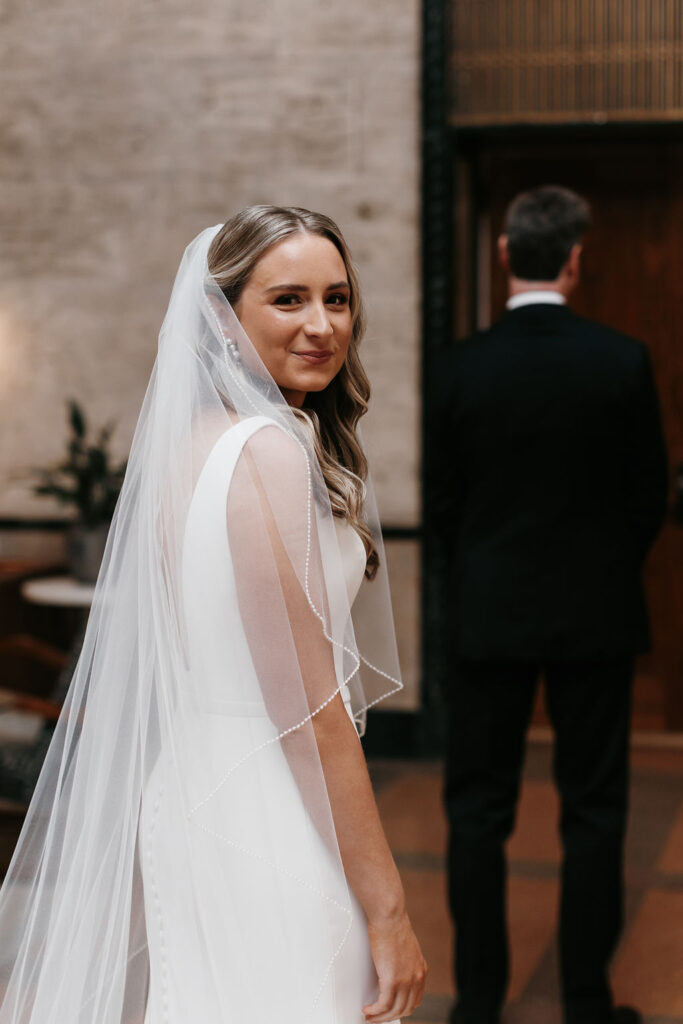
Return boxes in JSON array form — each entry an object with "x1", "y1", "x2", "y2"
[{"x1": 225, "y1": 337, "x2": 240, "y2": 363}]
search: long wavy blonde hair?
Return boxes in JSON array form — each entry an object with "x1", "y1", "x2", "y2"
[{"x1": 207, "y1": 205, "x2": 378, "y2": 578}]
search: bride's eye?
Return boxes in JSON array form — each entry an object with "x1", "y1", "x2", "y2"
[
  {"x1": 273, "y1": 294, "x2": 301, "y2": 307},
  {"x1": 327, "y1": 293, "x2": 349, "y2": 307}
]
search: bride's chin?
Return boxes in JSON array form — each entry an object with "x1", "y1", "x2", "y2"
[
  {"x1": 303, "y1": 379, "x2": 335, "y2": 393},
  {"x1": 287, "y1": 371, "x2": 338, "y2": 393}
]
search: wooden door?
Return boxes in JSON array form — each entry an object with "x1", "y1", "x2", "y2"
[{"x1": 466, "y1": 139, "x2": 683, "y2": 731}]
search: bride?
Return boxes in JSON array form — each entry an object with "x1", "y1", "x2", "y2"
[{"x1": 0, "y1": 206, "x2": 426, "y2": 1023}]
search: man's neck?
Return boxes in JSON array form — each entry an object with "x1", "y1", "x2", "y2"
[{"x1": 508, "y1": 277, "x2": 569, "y2": 299}]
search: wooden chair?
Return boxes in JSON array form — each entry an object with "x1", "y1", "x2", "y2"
[
  {"x1": 0, "y1": 635, "x2": 68, "y2": 871},
  {"x1": 0, "y1": 634, "x2": 66, "y2": 724}
]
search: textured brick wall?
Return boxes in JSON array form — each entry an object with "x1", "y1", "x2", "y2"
[{"x1": 0, "y1": 0, "x2": 421, "y2": 527}]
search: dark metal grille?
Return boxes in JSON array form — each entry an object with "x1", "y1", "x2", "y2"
[{"x1": 450, "y1": 0, "x2": 683, "y2": 125}]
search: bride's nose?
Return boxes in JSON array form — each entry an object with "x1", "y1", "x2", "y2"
[{"x1": 303, "y1": 301, "x2": 334, "y2": 339}]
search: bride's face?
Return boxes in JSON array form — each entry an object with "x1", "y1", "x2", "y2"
[{"x1": 234, "y1": 232, "x2": 353, "y2": 408}]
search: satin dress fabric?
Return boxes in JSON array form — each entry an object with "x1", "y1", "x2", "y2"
[{"x1": 140, "y1": 419, "x2": 392, "y2": 1024}]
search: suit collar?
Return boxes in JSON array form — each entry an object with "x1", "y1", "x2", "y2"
[
  {"x1": 492, "y1": 302, "x2": 576, "y2": 335},
  {"x1": 501, "y1": 302, "x2": 574, "y2": 321},
  {"x1": 506, "y1": 290, "x2": 566, "y2": 310}
]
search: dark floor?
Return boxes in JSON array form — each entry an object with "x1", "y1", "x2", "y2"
[{"x1": 370, "y1": 742, "x2": 683, "y2": 1024}]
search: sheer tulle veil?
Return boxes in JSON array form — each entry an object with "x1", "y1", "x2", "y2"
[{"x1": 0, "y1": 223, "x2": 402, "y2": 1022}]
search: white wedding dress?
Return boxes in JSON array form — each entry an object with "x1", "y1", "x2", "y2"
[{"x1": 140, "y1": 418, "x2": 389, "y2": 1024}]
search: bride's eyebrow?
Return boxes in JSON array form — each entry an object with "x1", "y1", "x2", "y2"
[
  {"x1": 264, "y1": 281, "x2": 350, "y2": 293},
  {"x1": 265, "y1": 283, "x2": 308, "y2": 292}
]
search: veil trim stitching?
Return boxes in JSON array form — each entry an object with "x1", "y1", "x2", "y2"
[{"x1": 144, "y1": 781, "x2": 169, "y2": 1023}]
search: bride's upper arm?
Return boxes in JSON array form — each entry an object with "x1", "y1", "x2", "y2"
[
  {"x1": 226, "y1": 425, "x2": 340, "y2": 718},
  {"x1": 227, "y1": 425, "x2": 311, "y2": 568}
]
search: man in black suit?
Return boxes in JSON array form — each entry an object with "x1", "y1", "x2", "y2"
[{"x1": 431, "y1": 186, "x2": 668, "y2": 1024}]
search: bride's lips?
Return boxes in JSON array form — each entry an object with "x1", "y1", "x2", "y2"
[{"x1": 292, "y1": 350, "x2": 334, "y2": 365}]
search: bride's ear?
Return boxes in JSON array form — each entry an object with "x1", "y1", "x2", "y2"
[
  {"x1": 207, "y1": 293, "x2": 245, "y2": 353},
  {"x1": 208, "y1": 293, "x2": 231, "y2": 329}
]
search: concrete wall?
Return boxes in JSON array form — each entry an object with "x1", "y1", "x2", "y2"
[
  {"x1": 0, "y1": 0, "x2": 422, "y2": 707},
  {"x1": 0, "y1": 0, "x2": 420, "y2": 525}
]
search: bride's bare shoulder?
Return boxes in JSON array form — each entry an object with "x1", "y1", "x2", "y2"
[
  {"x1": 230, "y1": 421, "x2": 310, "y2": 511},
  {"x1": 187, "y1": 408, "x2": 242, "y2": 478}
]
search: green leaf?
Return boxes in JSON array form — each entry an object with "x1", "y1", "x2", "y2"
[
  {"x1": 98, "y1": 423, "x2": 114, "y2": 447},
  {"x1": 32, "y1": 400, "x2": 125, "y2": 525},
  {"x1": 68, "y1": 400, "x2": 86, "y2": 439},
  {"x1": 34, "y1": 484, "x2": 79, "y2": 504},
  {"x1": 87, "y1": 447, "x2": 107, "y2": 476}
]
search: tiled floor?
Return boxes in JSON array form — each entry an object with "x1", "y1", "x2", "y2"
[
  {"x1": 0, "y1": 740, "x2": 680, "y2": 1021},
  {"x1": 370, "y1": 742, "x2": 683, "y2": 1024}
]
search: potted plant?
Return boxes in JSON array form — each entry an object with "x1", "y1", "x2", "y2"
[{"x1": 33, "y1": 401, "x2": 127, "y2": 583}]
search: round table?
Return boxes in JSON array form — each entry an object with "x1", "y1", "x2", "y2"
[{"x1": 21, "y1": 576, "x2": 95, "y2": 609}]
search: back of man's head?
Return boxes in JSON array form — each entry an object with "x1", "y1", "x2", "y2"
[{"x1": 504, "y1": 186, "x2": 591, "y2": 281}]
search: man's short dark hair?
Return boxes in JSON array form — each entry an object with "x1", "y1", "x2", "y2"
[{"x1": 503, "y1": 186, "x2": 591, "y2": 281}]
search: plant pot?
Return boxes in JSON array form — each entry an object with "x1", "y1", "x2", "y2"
[{"x1": 67, "y1": 524, "x2": 110, "y2": 584}]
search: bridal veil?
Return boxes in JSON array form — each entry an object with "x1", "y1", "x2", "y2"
[{"x1": 0, "y1": 224, "x2": 402, "y2": 1022}]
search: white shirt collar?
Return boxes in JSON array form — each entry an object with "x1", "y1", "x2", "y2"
[{"x1": 506, "y1": 290, "x2": 567, "y2": 311}]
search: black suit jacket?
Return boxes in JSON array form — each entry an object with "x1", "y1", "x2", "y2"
[{"x1": 429, "y1": 303, "x2": 669, "y2": 660}]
